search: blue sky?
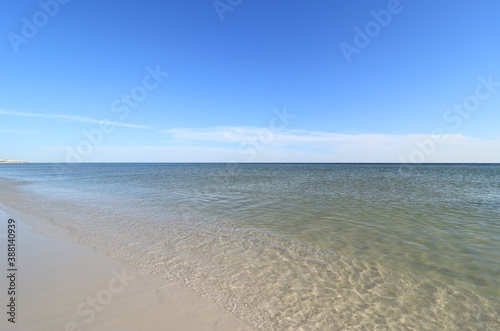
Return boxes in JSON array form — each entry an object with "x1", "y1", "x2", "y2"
[{"x1": 1, "y1": 0, "x2": 499, "y2": 162}]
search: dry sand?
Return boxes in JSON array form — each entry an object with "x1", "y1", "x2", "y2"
[{"x1": 0, "y1": 208, "x2": 253, "y2": 331}]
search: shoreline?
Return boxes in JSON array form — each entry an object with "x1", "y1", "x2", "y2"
[{"x1": 0, "y1": 206, "x2": 253, "y2": 331}]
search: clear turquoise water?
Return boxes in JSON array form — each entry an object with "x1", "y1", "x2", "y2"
[{"x1": 0, "y1": 163, "x2": 499, "y2": 329}]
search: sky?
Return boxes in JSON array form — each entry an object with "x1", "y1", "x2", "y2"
[{"x1": 1, "y1": 0, "x2": 499, "y2": 163}]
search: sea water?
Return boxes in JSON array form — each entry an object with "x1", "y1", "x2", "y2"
[{"x1": 0, "y1": 163, "x2": 498, "y2": 329}]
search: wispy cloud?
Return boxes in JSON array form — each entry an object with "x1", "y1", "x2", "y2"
[
  {"x1": 159, "y1": 126, "x2": 500, "y2": 163},
  {"x1": 0, "y1": 110, "x2": 150, "y2": 129},
  {"x1": 44, "y1": 138, "x2": 500, "y2": 163},
  {"x1": 161, "y1": 126, "x2": 383, "y2": 144},
  {"x1": 161, "y1": 126, "x2": 459, "y2": 145},
  {"x1": 16, "y1": 125, "x2": 500, "y2": 163}
]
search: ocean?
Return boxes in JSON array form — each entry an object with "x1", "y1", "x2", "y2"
[{"x1": 0, "y1": 163, "x2": 499, "y2": 329}]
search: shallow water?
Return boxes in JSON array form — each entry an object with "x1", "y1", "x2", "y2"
[{"x1": 0, "y1": 163, "x2": 499, "y2": 329}]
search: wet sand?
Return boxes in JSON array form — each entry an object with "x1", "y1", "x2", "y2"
[{"x1": 0, "y1": 207, "x2": 253, "y2": 331}]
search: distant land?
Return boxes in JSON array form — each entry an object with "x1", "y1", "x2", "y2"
[{"x1": 0, "y1": 159, "x2": 26, "y2": 163}]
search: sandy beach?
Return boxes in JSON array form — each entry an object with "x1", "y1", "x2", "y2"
[{"x1": 0, "y1": 207, "x2": 253, "y2": 331}]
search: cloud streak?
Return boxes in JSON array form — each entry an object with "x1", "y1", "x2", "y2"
[
  {"x1": 161, "y1": 126, "x2": 467, "y2": 146},
  {"x1": 0, "y1": 110, "x2": 150, "y2": 129},
  {"x1": 161, "y1": 127, "x2": 395, "y2": 144},
  {"x1": 12, "y1": 125, "x2": 500, "y2": 163},
  {"x1": 159, "y1": 126, "x2": 500, "y2": 163}
]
